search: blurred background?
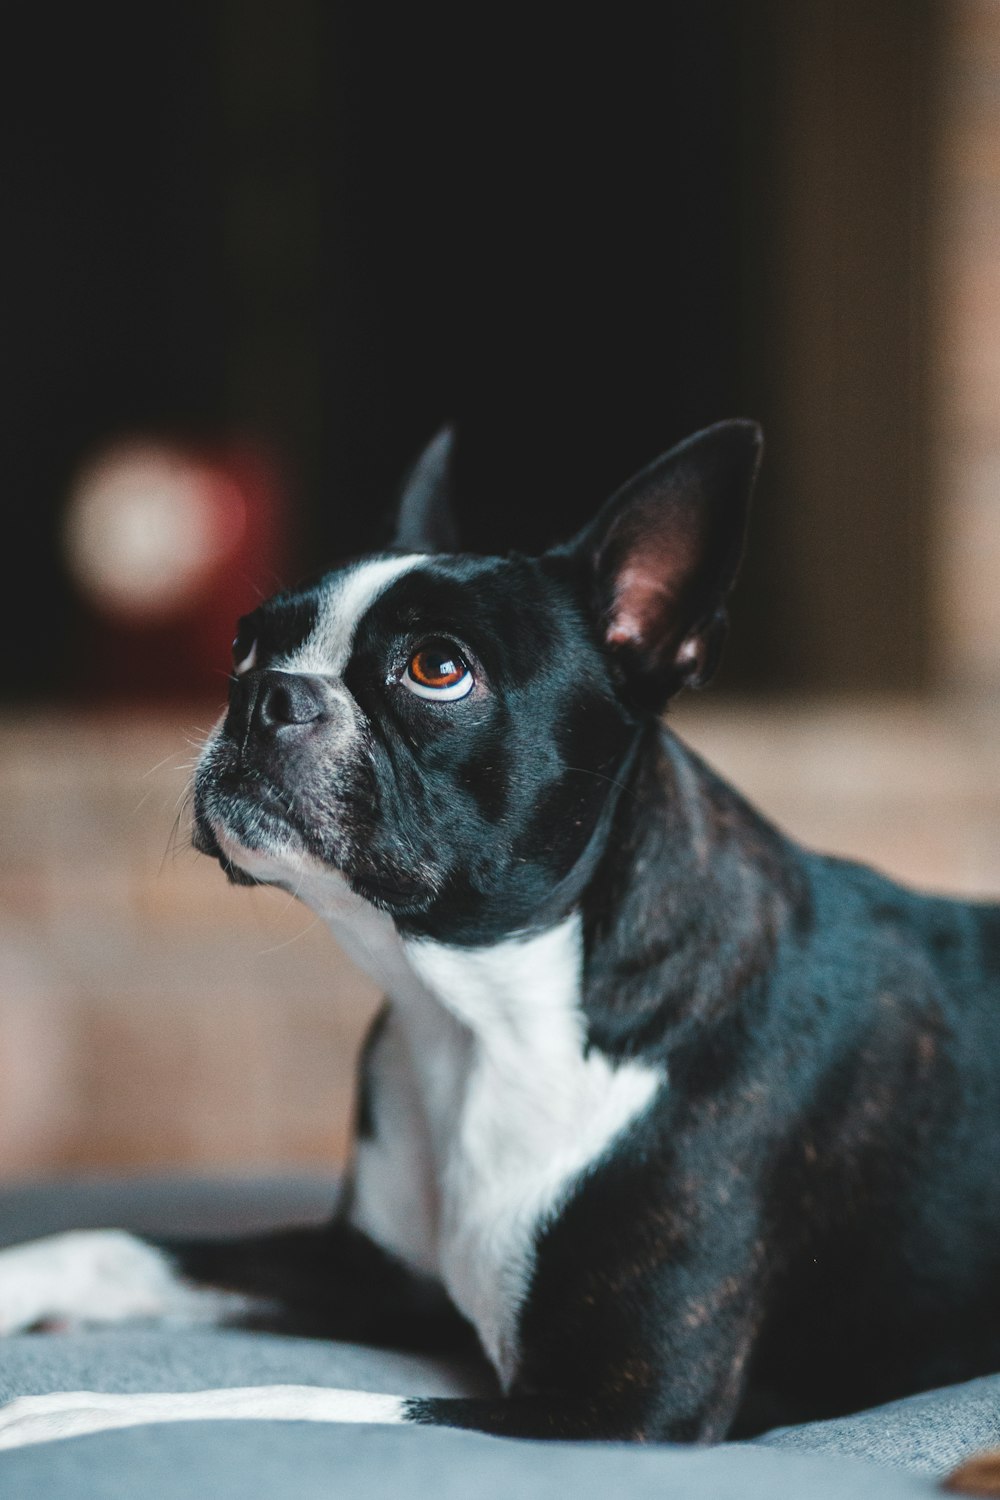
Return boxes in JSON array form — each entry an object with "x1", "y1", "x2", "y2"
[{"x1": 2, "y1": 0, "x2": 999, "y2": 1179}]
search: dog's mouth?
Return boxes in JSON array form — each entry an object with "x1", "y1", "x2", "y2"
[
  {"x1": 191, "y1": 818, "x2": 263, "y2": 888},
  {"x1": 346, "y1": 870, "x2": 428, "y2": 912},
  {"x1": 192, "y1": 771, "x2": 308, "y2": 885},
  {"x1": 193, "y1": 770, "x2": 435, "y2": 915}
]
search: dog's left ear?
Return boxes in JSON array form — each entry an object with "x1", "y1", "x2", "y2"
[
  {"x1": 562, "y1": 420, "x2": 762, "y2": 706},
  {"x1": 391, "y1": 427, "x2": 460, "y2": 553}
]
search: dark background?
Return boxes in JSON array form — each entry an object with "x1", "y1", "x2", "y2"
[
  {"x1": 7, "y1": 1, "x2": 997, "y2": 1185},
  {"x1": 2, "y1": 1, "x2": 937, "y2": 700}
]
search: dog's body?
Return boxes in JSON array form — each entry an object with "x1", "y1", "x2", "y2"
[{"x1": 2, "y1": 422, "x2": 1000, "y2": 1449}]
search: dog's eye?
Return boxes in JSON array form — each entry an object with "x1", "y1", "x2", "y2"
[
  {"x1": 232, "y1": 626, "x2": 257, "y2": 677},
  {"x1": 403, "y1": 640, "x2": 474, "y2": 702}
]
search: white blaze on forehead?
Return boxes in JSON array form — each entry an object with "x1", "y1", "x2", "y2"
[{"x1": 277, "y1": 554, "x2": 426, "y2": 676}]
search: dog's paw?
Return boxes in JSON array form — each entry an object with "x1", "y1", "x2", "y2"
[
  {"x1": 0, "y1": 1391, "x2": 136, "y2": 1449},
  {"x1": 0, "y1": 1385, "x2": 410, "y2": 1448},
  {"x1": 0, "y1": 1230, "x2": 225, "y2": 1335}
]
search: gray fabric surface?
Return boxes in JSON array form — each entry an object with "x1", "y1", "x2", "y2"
[
  {"x1": 0, "y1": 1175, "x2": 993, "y2": 1497},
  {"x1": 0, "y1": 1424, "x2": 940, "y2": 1500},
  {"x1": 0, "y1": 1327, "x2": 488, "y2": 1408},
  {"x1": 760, "y1": 1371, "x2": 1000, "y2": 1476}
]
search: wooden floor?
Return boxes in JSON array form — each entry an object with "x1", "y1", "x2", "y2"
[{"x1": 1, "y1": 697, "x2": 998, "y2": 1181}]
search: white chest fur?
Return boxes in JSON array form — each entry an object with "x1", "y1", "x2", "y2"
[
  {"x1": 199, "y1": 848, "x2": 663, "y2": 1386},
  {"x1": 345, "y1": 913, "x2": 664, "y2": 1386}
]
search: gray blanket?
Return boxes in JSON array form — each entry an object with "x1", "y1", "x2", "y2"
[{"x1": 0, "y1": 1176, "x2": 996, "y2": 1498}]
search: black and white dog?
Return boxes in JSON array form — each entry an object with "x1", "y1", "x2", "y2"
[{"x1": 3, "y1": 420, "x2": 1000, "y2": 1450}]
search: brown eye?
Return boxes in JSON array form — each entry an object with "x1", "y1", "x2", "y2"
[
  {"x1": 409, "y1": 645, "x2": 463, "y2": 687},
  {"x1": 404, "y1": 641, "x2": 474, "y2": 701}
]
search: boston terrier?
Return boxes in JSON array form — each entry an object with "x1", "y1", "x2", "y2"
[{"x1": 2, "y1": 420, "x2": 1000, "y2": 1451}]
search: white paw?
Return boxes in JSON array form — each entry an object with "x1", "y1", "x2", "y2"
[
  {"x1": 0, "y1": 1231, "x2": 242, "y2": 1335},
  {"x1": 0, "y1": 1391, "x2": 135, "y2": 1449},
  {"x1": 0, "y1": 1385, "x2": 409, "y2": 1448}
]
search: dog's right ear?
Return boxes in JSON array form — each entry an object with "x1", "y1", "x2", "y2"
[
  {"x1": 391, "y1": 427, "x2": 459, "y2": 553},
  {"x1": 555, "y1": 420, "x2": 762, "y2": 709}
]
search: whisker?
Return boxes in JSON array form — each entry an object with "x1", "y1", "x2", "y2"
[
  {"x1": 172, "y1": 781, "x2": 193, "y2": 817},
  {"x1": 257, "y1": 914, "x2": 319, "y2": 957},
  {"x1": 142, "y1": 752, "x2": 183, "y2": 780},
  {"x1": 160, "y1": 809, "x2": 185, "y2": 876}
]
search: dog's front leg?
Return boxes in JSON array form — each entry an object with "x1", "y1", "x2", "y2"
[
  {"x1": 0, "y1": 1385, "x2": 711, "y2": 1450},
  {"x1": 0, "y1": 1322, "x2": 755, "y2": 1451},
  {"x1": 0, "y1": 1218, "x2": 469, "y2": 1353},
  {"x1": 158, "y1": 1218, "x2": 472, "y2": 1351},
  {"x1": 395, "y1": 1270, "x2": 764, "y2": 1440},
  {"x1": 0, "y1": 1239, "x2": 763, "y2": 1446}
]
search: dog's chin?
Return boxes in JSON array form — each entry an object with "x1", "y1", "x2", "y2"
[
  {"x1": 193, "y1": 788, "x2": 436, "y2": 916},
  {"x1": 219, "y1": 830, "x2": 304, "y2": 888},
  {"x1": 193, "y1": 804, "x2": 306, "y2": 890}
]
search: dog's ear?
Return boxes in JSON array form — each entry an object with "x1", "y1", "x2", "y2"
[
  {"x1": 391, "y1": 427, "x2": 460, "y2": 553},
  {"x1": 563, "y1": 420, "x2": 762, "y2": 706}
]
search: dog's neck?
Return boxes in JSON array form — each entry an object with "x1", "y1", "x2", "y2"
[
  {"x1": 287, "y1": 720, "x2": 806, "y2": 1061},
  {"x1": 294, "y1": 869, "x2": 587, "y2": 1059},
  {"x1": 578, "y1": 721, "x2": 811, "y2": 1059}
]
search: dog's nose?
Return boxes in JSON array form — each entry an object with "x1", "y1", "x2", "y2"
[
  {"x1": 255, "y1": 671, "x2": 331, "y2": 729},
  {"x1": 227, "y1": 670, "x2": 339, "y2": 743}
]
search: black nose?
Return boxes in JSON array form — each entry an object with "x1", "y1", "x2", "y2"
[
  {"x1": 256, "y1": 671, "x2": 331, "y2": 728},
  {"x1": 227, "y1": 670, "x2": 337, "y2": 742}
]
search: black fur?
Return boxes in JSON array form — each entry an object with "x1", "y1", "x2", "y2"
[
  {"x1": 175, "y1": 421, "x2": 1000, "y2": 1442},
  {"x1": 162, "y1": 1219, "x2": 476, "y2": 1355}
]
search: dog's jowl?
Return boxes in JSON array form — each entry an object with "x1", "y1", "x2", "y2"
[{"x1": 3, "y1": 421, "x2": 1000, "y2": 1448}]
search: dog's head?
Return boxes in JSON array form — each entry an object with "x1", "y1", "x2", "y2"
[{"x1": 193, "y1": 421, "x2": 761, "y2": 943}]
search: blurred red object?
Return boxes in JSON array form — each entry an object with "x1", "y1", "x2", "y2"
[{"x1": 63, "y1": 438, "x2": 290, "y2": 703}]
